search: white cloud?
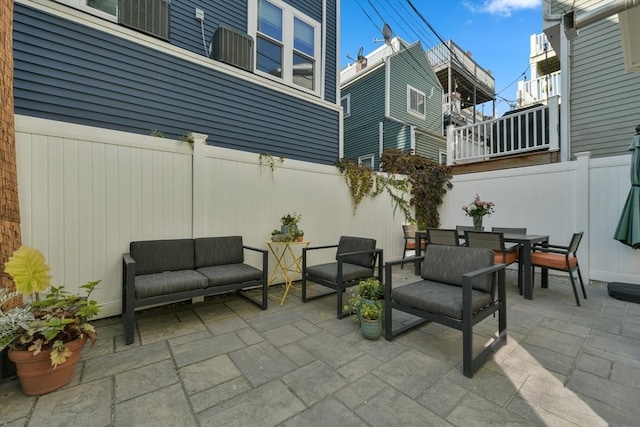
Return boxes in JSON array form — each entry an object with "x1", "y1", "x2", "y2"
[{"x1": 463, "y1": 0, "x2": 540, "y2": 17}]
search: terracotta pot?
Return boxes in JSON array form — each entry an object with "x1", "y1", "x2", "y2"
[
  {"x1": 295, "y1": 236, "x2": 304, "y2": 242},
  {"x1": 8, "y1": 336, "x2": 86, "y2": 396}
]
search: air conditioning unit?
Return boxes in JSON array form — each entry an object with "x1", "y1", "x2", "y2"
[
  {"x1": 119, "y1": 0, "x2": 170, "y2": 41},
  {"x1": 211, "y1": 25, "x2": 254, "y2": 72}
]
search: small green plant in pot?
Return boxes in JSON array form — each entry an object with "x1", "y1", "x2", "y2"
[
  {"x1": 1, "y1": 246, "x2": 101, "y2": 396},
  {"x1": 280, "y1": 212, "x2": 302, "y2": 236},
  {"x1": 344, "y1": 278, "x2": 384, "y2": 325},
  {"x1": 359, "y1": 302, "x2": 383, "y2": 340}
]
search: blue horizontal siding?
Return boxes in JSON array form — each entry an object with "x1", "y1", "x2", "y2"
[{"x1": 14, "y1": 3, "x2": 339, "y2": 164}]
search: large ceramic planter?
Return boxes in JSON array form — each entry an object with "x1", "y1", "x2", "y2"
[
  {"x1": 8, "y1": 336, "x2": 86, "y2": 396},
  {"x1": 360, "y1": 317, "x2": 383, "y2": 340}
]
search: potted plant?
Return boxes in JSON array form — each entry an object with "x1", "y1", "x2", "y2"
[
  {"x1": 0, "y1": 246, "x2": 101, "y2": 396},
  {"x1": 359, "y1": 302, "x2": 383, "y2": 340},
  {"x1": 280, "y1": 212, "x2": 302, "y2": 236},
  {"x1": 294, "y1": 229, "x2": 304, "y2": 242},
  {"x1": 344, "y1": 278, "x2": 384, "y2": 325}
]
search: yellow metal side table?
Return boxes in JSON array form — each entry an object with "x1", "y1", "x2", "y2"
[{"x1": 266, "y1": 240, "x2": 310, "y2": 305}]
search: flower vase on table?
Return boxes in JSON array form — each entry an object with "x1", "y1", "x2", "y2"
[
  {"x1": 462, "y1": 194, "x2": 495, "y2": 232},
  {"x1": 472, "y1": 215, "x2": 483, "y2": 231}
]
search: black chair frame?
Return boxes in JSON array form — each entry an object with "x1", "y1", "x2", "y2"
[
  {"x1": 302, "y1": 245, "x2": 383, "y2": 319},
  {"x1": 384, "y1": 254, "x2": 507, "y2": 378}
]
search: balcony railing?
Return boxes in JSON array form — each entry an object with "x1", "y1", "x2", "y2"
[
  {"x1": 447, "y1": 96, "x2": 559, "y2": 165},
  {"x1": 517, "y1": 71, "x2": 561, "y2": 107}
]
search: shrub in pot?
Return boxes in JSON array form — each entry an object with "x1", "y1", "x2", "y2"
[
  {"x1": 344, "y1": 278, "x2": 384, "y2": 325},
  {"x1": 359, "y1": 302, "x2": 383, "y2": 340},
  {"x1": 0, "y1": 246, "x2": 101, "y2": 395}
]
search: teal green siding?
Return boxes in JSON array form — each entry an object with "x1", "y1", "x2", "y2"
[
  {"x1": 343, "y1": 66, "x2": 386, "y2": 164},
  {"x1": 383, "y1": 120, "x2": 411, "y2": 152},
  {"x1": 414, "y1": 130, "x2": 446, "y2": 163},
  {"x1": 388, "y1": 43, "x2": 443, "y2": 134}
]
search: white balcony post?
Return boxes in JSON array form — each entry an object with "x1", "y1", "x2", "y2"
[
  {"x1": 446, "y1": 124, "x2": 454, "y2": 165},
  {"x1": 548, "y1": 95, "x2": 560, "y2": 152}
]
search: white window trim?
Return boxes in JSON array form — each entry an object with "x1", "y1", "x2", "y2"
[
  {"x1": 358, "y1": 154, "x2": 374, "y2": 169},
  {"x1": 341, "y1": 94, "x2": 351, "y2": 117},
  {"x1": 407, "y1": 84, "x2": 426, "y2": 118},
  {"x1": 439, "y1": 150, "x2": 447, "y2": 165},
  {"x1": 248, "y1": 0, "x2": 322, "y2": 97},
  {"x1": 55, "y1": 0, "x2": 117, "y2": 21}
]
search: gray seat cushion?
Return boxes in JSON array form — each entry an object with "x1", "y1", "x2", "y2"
[
  {"x1": 131, "y1": 239, "x2": 195, "y2": 275},
  {"x1": 197, "y1": 264, "x2": 262, "y2": 287},
  {"x1": 306, "y1": 262, "x2": 374, "y2": 283},
  {"x1": 194, "y1": 236, "x2": 244, "y2": 268},
  {"x1": 422, "y1": 245, "x2": 494, "y2": 293},
  {"x1": 392, "y1": 280, "x2": 493, "y2": 320},
  {"x1": 135, "y1": 270, "x2": 207, "y2": 299}
]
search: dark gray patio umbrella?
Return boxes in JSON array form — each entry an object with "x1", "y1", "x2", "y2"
[{"x1": 613, "y1": 125, "x2": 640, "y2": 249}]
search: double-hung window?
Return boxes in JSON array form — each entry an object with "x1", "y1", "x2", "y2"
[
  {"x1": 250, "y1": 0, "x2": 322, "y2": 96},
  {"x1": 58, "y1": 0, "x2": 117, "y2": 20},
  {"x1": 407, "y1": 85, "x2": 426, "y2": 118},
  {"x1": 341, "y1": 94, "x2": 351, "y2": 117}
]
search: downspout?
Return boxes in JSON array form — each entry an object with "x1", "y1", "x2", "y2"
[{"x1": 572, "y1": 0, "x2": 639, "y2": 30}]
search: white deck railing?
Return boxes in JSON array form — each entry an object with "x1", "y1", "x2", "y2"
[
  {"x1": 447, "y1": 96, "x2": 559, "y2": 164},
  {"x1": 517, "y1": 71, "x2": 561, "y2": 107}
]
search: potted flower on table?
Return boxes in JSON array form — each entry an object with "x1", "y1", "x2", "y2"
[
  {"x1": 0, "y1": 246, "x2": 101, "y2": 396},
  {"x1": 462, "y1": 194, "x2": 495, "y2": 231}
]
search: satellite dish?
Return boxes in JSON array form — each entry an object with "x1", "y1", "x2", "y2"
[
  {"x1": 382, "y1": 23, "x2": 393, "y2": 45},
  {"x1": 356, "y1": 46, "x2": 365, "y2": 61}
]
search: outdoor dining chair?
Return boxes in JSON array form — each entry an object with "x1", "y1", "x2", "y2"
[
  {"x1": 301, "y1": 236, "x2": 383, "y2": 318},
  {"x1": 456, "y1": 225, "x2": 483, "y2": 245},
  {"x1": 530, "y1": 232, "x2": 587, "y2": 306},
  {"x1": 401, "y1": 224, "x2": 426, "y2": 269},
  {"x1": 426, "y1": 228, "x2": 459, "y2": 246},
  {"x1": 465, "y1": 231, "x2": 523, "y2": 292}
]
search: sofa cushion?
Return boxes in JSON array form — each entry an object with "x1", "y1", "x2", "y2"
[
  {"x1": 131, "y1": 239, "x2": 195, "y2": 276},
  {"x1": 197, "y1": 264, "x2": 262, "y2": 287},
  {"x1": 135, "y1": 270, "x2": 207, "y2": 299},
  {"x1": 194, "y1": 236, "x2": 244, "y2": 268},
  {"x1": 306, "y1": 262, "x2": 374, "y2": 283},
  {"x1": 392, "y1": 279, "x2": 493, "y2": 320},
  {"x1": 336, "y1": 236, "x2": 377, "y2": 268},
  {"x1": 422, "y1": 245, "x2": 494, "y2": 293}
]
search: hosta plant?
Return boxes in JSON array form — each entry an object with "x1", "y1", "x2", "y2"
[{"x1": 1, "y1": 246, "x2": 100, "y2": 367}]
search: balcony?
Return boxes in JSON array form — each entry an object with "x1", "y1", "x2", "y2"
[
  {"x1": 447, "y1": 96, "x2": 560, "y2": 169},
  {"x1": 517, "y1": 71, "x2": 561, "y2": 108}
]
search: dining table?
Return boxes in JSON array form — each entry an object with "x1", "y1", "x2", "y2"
[{"x1": 414, "y1": 231, "x2": 549, "y2": 300}]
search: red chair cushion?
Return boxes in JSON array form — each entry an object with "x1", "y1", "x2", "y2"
[
  {"x1": 494, "y1": 250, "x2": 518, "y2": 265},
  {"x1": 405, "y1": 241, "x2": 426, "y2": 250},
  {"x1": 530, "y1": 252, "x2": 577, "y2": 270}
]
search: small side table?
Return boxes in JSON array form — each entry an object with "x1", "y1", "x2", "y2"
[{"x1": 266, "y1": 240, "x2": 310, "y2": 305}]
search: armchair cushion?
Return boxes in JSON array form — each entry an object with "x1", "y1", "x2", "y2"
[
  {"x1": 336, "y1": 236, "x2": 377, "y2": 267},
  {"x1": 422, "y1": 245, "x2": 494, "y2": 293},
  {"x1": 194, "y1": 236, "x2": 244, "y2": 268},
  {"x1": 392, "y1": 280, "x2": 493, "y2": 320},
  {"x1": 530, "y1": 252, "x2": 577, "y2": 270},
  {"x1": 305, "y1": 263, "x2": 374, "y2": 283}
]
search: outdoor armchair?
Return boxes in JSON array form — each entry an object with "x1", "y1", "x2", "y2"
[
  {"x1": 531, "y1": 232, "x2": 586, "y2": 306},
  {"x1": 384, "y1": 244, "x2": 507, "y2": 378},
  {"x1": 302, "y1": 236, "x2": 383, "y2": 318}
]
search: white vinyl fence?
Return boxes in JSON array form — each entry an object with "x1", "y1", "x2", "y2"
[
  {"x1": 15, "y1": 116, "x2": 407, "y2": 318},
  {"x1": 15, "y1": 116, "x2": 638, "y2": 319}
]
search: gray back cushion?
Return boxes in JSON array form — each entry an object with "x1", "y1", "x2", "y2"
[
  {"x1": 422, "y1": 245, "x2": 494, "y2": 293},
  {"x1": 194, "y1": 236, "x2": 244, "y2": 268},
  {"x1": 336, "y1": 236, "x2": 377, "y2": 268},
  {"x1": 130, "y1": 239, "x2": 195, "y2": 276}
]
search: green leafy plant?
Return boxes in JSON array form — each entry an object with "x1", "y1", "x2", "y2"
[
  {"x1": 1, "y1": 246, "x2": 101, "y2": 367},
  {"x1": 180, "y1": 132, "x2": 194, "y2": 144},
  {"x1": 258, "y1": 152, "x2": 285, "y2": 181},
  {"x1": 335, "y1": 158, "x2": 413, "y2": 221},
  {"x1": 344, "y1": 278, "x2": 384, "y2": 322},
  {"x1": 380, "y1": 149, "x2": 453, "y2": 228},
  {"x1": 359, "y1": 302, "x2": 382, "y2": 321},
  {"x1": 280, "y1": 212, "x2": 302, "y2": 226}
]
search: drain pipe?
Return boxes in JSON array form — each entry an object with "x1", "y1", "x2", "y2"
[{"x1": 575, "y1": 0, "x2": 639, "y2": 29}]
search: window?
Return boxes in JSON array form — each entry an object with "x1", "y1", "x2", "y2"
[
  {"x1": 407, "y1": 85, "x2": 425, "y2": 118},
  {"x1": 57, "y1": 0, "x2": 118, "y2": 20},
  {"x1": 341, "y1": 94, "x2": 351, "y2": 117},
  {"x1": 439, "y1": 151, "x2": 447, "y2": 165},
  {"x1": 358, "y1": 155, "x2": 374, "y2": 169},
  {"x1": 250, "y1": 0, "x2": 321, "y2": 95}
]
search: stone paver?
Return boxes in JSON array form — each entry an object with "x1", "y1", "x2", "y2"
[{"x1": 1, "y1": 267, "x2": 638, "y2": 427}]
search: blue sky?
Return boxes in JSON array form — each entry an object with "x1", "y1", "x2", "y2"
[{"x1": 340, "y1": 0, "x2": 543, "y2": 114}]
